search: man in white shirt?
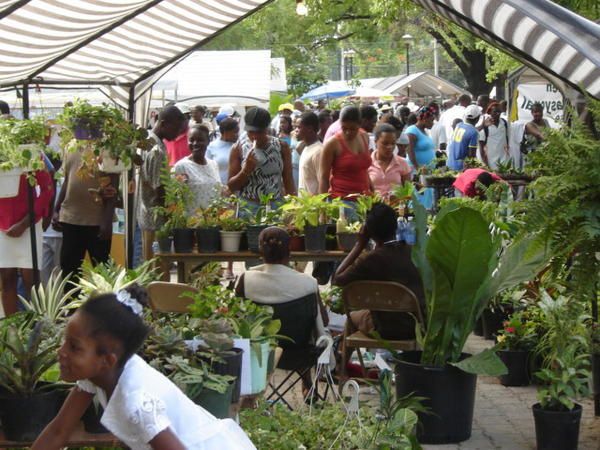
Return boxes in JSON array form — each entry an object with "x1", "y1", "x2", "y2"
[
  {"x1": 297, "y1": 112, "x2": 323, "y2": 194},
  {"x1": 439, "y1": 93, "x2": 472, "y2": 145},
  {"x1": 427, "y1": 101, "x2": 447, "y2": 155}
]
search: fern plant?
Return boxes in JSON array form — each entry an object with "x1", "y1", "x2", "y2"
[{"x1": 517, "y1": 99, "x2": 600, "y2": 307}]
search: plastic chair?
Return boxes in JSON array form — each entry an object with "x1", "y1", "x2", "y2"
[
  {"x1": 255, "y1": 293, "x2": 324, "y2": 409},
  {"x1": 341, "y1": 280, "x2": 425, "y2": 377},
  {"x1": 146, "y1": 281, "x2": 199, "y2": 313}
]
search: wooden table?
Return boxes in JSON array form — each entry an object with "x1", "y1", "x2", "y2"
[
  {"x1": 0, "y1": 423, "x2": 124, "y2": 448},
  {"x1": 157, "y1": 250, "x2": 349, "y2": 283}
]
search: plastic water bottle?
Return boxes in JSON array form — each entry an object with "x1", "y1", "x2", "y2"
[
  {"x1": 396, "y1": 217, "x2": 406, "y2": 242},
  {"x1": 404, "y1": 217, "x2": 416, "y2": 245},
  {"x1": 152, "y1": 241, "x2": 160, "y2": 254}
]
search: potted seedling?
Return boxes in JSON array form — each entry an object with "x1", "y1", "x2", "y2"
[
  {"x1": 244, "y1": 193, "x2": 280, "y2": 253},
  {"x1": 394, "y1": 195, "x2": 549, "y2": 444},
  {"x1": 532, "y1": 291, "x2": 590, "y2": 450},
  {"x1": 0, "y1": 317, "x2": 67, "y2": 441},
  {"x1": 0, "y1": 117, "x2": 48, "y2": 196},
  {"x1": 495, "y1": 310, "x2": 537, "y2": 386},
  {"x1": 155, "y1": 225, "x2": 173, "y2": 253},
  {"x1": 280, "y1": 192, "x2": 342, "y2": 252},
  {"x1": 189, "y1": 200, "x2": 222, "y2": 253},
  {"x1": 192, "y1": 318, "x2": 244, "y2": 404},
  {"x1": 153, "y1": 171, "x2": 194, "y2": 253}
]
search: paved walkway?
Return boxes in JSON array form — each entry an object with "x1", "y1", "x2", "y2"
[{"x1": 271, "y1": 333, "x2": 600, "y2": 450}]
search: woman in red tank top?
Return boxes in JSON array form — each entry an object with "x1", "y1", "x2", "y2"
[{"x1": 319, "y1": 105, "x2": 372, "y2": 199}]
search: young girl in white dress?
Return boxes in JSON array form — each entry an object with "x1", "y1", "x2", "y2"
[{"x1": 32, "y1": 285, "x2": 256, "y2": 450}]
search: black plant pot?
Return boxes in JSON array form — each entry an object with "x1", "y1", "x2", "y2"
[
  {"x1": 246, "y1": 224, "x2": 269, "y2": 253},
  {"x1": 533, "y1": 402, "x2": 582, "y2": 450},
  {"x1": 304, "y1": 224, "x2": 328, "y2": 252},
  {"x1": 482, "y1": 307, "x2": 509, "y2": 340},
  {"x1": 195, "y1": 227, "x2": 220, "y2": 253},
  {"x1": 173, "y1": 228, "x2": 194, "y2": 253},
  {"x1": 497, "y1": 350, "x2": 530, "y2": 387},
  {"x1": 0, "y1": 388, "x2": 67, "y2": 441},
  {"x1": 592, "y1": 353, "x2": 600, "y2": 416},
  {"x1": 157, "y1": 236, "x2": 172, "y2": 253},
  {"x1": 199, "y1": 348, "x2": 243, "y2": 404},
  {"x1": 82, "y1": 403, "x2": 108, "y2": 434},
  {"x1": 394, "y1": 351, "x2": 477, "y2": 444},
  {"x1": 473, "y1": 316, "x2": 484, "y2": 336},
  {"x1": 336, "y1": 232, "x2": 358, "y2": 252}
]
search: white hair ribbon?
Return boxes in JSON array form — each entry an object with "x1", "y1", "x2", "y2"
[{"x1": 116, "y1": 290, "x2": 143, "y2": 316}]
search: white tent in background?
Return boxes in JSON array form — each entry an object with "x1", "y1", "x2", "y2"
[
  {"x1": 152, "y1": 50, "x2": 273, "y2": 109},
  {"x1": 373, "y1": 72, "x2": 467, "y2": 98}
]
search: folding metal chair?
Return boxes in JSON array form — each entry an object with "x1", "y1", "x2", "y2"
[{"x1": 341, "y1": 280, "x2": 425, "y2": 377}]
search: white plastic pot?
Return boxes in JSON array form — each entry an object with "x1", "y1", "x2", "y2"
[
  {"x1": 220, "y1": 230, "x2": 243, "y2": 252},
  {"x1": 98, "y1": 151, "x2": 131, "y2": 173},
  {"x1": 0, "y1": 168, "x2": 23, "y2": 198}
]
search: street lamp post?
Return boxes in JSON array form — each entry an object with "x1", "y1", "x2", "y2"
[{"x1": 402, "y1": 34, "x2": 413, "y2": 98}]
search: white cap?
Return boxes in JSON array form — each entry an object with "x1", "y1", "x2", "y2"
[
  {"x1": 464, "y1": 104, "x2": 481, "y2": 120},
  {"x1": 218, "y1": 105, "x2": 235, "y2": 116},
  {"x1": 174, "y1": 102, "x2": 191, "y2": 115}
]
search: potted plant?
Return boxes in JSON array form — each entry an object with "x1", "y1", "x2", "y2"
[
  {"x1": 219, "y1": 215, "x2": 246, "y2": 253},
  {"x1": 0, "y1": 118, "x2": 48, "y2": 196},
  {"x1": 0, "y1": 317, "x2": 67, "y2": 441},
  {"x1": 189, "y1": 199, "x2": 223, "y2": 253},
  {"x1": 166, "y1": 355, "x2": 235, "y2": 419},
  {"x1": 244, "y1": 193, "x2": 280, "y2": 253},
  {"x1": 495, "y1": 310, "x2": 537, "y2": 386},
  {"x1": 57, "y1": 99, "x2": 153, "y2": 175},
  {"x1": 155, "y1": 226, "x2": 173, "y2": 253},
  {"x1": 280, "y1": 192, "x2": 342, "y2": 252},
  {"x1": 336, "y1": 220, "x2": 361, "y2": 252},
  {"x1": 192, "y1": 318, "x2": 244, "y2": 404},
  {"x1": 482, "y1": 290, "x2": 515, "y2": 340},
  {"x1": 153, "y1": 171, "x2": 194, "y2": 253},
  {"x1": 532, "y1": 291, "x2": 590, "y2": 450},
  {"x1": 394, "y1": 195, "x2": 549, "y2": 444},
  {"x1": 18, "y1": 269, "x2": 79, "y2": 323}
]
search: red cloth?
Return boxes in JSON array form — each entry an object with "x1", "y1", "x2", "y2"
[
  {"x1": 0, "y1": 170, "x2": 54, "y2": 231},
  {"x1": 164, "y1": 128, "x2": 190, "y2": 167},
  {"x1": 453, "y1": 168, "x2": 501, "y2": 197},
  {"x1": 329, "y1": 131, "x2": 371, "y2": 199}
]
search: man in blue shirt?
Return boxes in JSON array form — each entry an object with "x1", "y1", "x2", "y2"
[{"x1": 447, "y1": 105, "x2": 483, "y2": 170}]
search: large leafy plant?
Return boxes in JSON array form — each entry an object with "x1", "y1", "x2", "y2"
[
  {"x1": 19, "y1": 270, "x2": 79, "y2": 323},
  {"x1": 412, "y1": 195, "x2": 549, "y2": 369}
]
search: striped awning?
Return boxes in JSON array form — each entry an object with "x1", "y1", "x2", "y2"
[
  {"x1": 412, "y1": 0, "x2": 600, "y2": 98},
  {"x1": 0, "y1": 0, "x2": 271, "y2": 106}
]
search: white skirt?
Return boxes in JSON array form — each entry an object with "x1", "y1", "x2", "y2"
[{"x1": 0, "y1": 221, "x2": 43, "y2": 269}]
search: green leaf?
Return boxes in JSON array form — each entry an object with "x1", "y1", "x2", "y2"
[{"x1": 450, "y1": 349, "x2": 508, "y2": 376}]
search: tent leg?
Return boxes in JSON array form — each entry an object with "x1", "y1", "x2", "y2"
[
  {"x1": 22, "y1": 83, "x2": 29, "y2": 119},
  {"x1": 126, "y1": 87, "x2": 136, "y2": 269},
  {"x1": 27, "y1": 183, "x2": 40, "y2": 288}
]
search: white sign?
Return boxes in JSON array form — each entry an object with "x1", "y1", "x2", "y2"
[{"x1": 516, "y1": 83, "x2": 564, "y2": 121}]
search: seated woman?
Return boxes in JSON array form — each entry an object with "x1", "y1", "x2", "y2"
[
  {"x1": 333, "y1": 203, "x2": 425, "y2": 340},
  {"x1": 235, "y1": 227, "x2": 328, "y2": 335}
]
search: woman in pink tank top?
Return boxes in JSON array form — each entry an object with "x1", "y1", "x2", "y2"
[{"x1": 319, "y1": 105, "x2": 372, "y2": 199}]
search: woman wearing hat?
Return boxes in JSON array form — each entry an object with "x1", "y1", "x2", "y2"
[{"x1": 228, "y1": 107, "x2": 296, "y2": 211}]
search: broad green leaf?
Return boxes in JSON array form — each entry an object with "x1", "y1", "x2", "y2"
[{"x1": 450, "y1": 349, "x2": 508, "y2": 376}]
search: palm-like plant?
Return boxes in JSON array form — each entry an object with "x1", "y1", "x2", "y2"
[
  {"x1": 19, "y1": 269, "x2": 79, "y2": 322},
  {"x1": 0, "y1": 319, "x2": 60, "y2": 396}
]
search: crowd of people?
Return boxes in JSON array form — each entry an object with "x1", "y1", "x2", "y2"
[{"x1": 0, "y1": 92, "x2": 553, "y2": 449}]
